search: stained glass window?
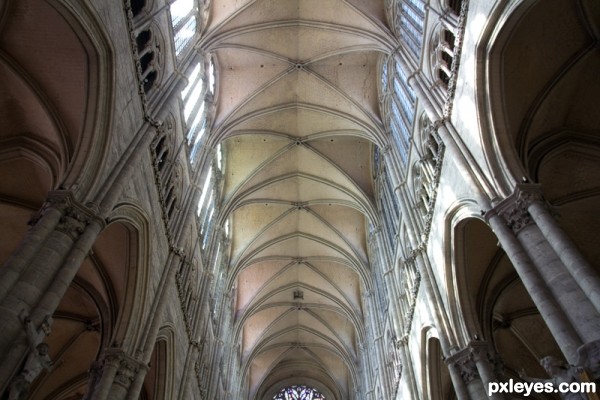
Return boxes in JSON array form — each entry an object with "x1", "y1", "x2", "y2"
[
  {"x1": 273, "y1": 385, "x2": 325, "y2": 400},
  {"x1": 395, "y1": 0, "x2": 426, "y2": 59}
]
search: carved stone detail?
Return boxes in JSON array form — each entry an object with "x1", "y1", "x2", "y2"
[
  {"x1": 443, "y1": 0, "x2": 469, "y2": 118},
  {"x1": 447, "y1": 344, "x2": 483, "y2": 385},
  {"x1": 102, "y1": 349, "x2": 146, "y2": 389},
  {"x1": 452, "y1": 353, "x2": 479, "y2": 384},
  {"x1": 29, "y1": 191, "x2": 104, "y2": 238},
  {"x1": 56, "y1": 208, "x2": 90, "y2": 239},
  {"x1": 489, "y1": 184, "x2": 544, "y2": 234}
]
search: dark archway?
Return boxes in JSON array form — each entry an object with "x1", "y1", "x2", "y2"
[{"x1": 455, "y1": 217, "x2": 562, "y2": 399}]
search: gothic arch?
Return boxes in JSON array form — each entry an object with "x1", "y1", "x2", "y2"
[
  {"x1": 258, "y1": 372, "x2": 340, "y2": 400},
  {"x1": 451, "y1": 215, "x2": 562, "y2": 396},
  {"x1": 104, "y1": 202, "x2": 152, "y2": 351},
  {"x1": 479, "y1": 0, "x2": 600, "y2": 182},
  {"x1": 28, "y1": 275, "x2": 107, "y2": 400},
  {"x1": 480, "y1": 0, "x2": 600, "y2": 273},
  {"x1": 142, "y1": 326, "x2": 176, "y2": 400},
  {"x1": 26, "y1": 209, "x2": 150, "y2": 399},
  {"x1": 421, "y1": 327, "x2": 455, "y2": 400},
  {"x1": 0, "y1": 0, "x2": 115, "y2": 271},
  {"x1": 443, "y1": 201, "x2": 481, "y2": 345}
]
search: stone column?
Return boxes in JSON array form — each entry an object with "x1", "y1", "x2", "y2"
[
  {"x1": 446, "y1": 360, "x2": 471, "y2": 400},
  {"x1": 527, "y1": 198, "x2": 600, "y2": 314},
  {"x1": 470, "y1": 341, "x2": 506, "y2": 400},
  {"x1": 0, "y1": 201, "x2": 64, "y2": 303},
  {"x1": 0, "y1": 191, "x2": 105, "y2": 393},
  {"x1": 486, "y1": 208, "x2": 583, "y2": 363},
  {"x1": 490, "y1": 185, "x2": 600, "y2": 356},
  {"x1": 446, "y1": 346, "x2": 488, "y2": 399},
  {"x1": 84, "y1": 349, "x2": 147, "y2": 400}
]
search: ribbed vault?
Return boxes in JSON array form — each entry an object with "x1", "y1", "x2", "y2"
[{"x1": 200, "y1": 0, "x2": 392, "y2": 397}]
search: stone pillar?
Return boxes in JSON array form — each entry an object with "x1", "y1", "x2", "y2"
[
  {"x1": 489, "y1": 185, "x2": 600, "y2": 362},
  {"x1": 84, "y1": 349, "x2": 147, "y2": 400},
  {"x1": 523, "y1": 188, "x2": 600, "y2": 378},
  {"x1": 446, "y1": 345, "x2": 488, "y2": 399},
  {"x1": 0, "y1": 201, "x2": 64, "y2": 303},
  {"x1": 470, "y1": 342, "x2": 506, "y2": 400},
  {"x1": 177, "y1": 343, "x2": 200, "y2": 400},
  {"x1": 0, "y1": 191, "x2": 105, "y2": 393},
  {"x1": 527, "y1": 198, "x2": 600, "y2": 314},
  {"x1": 446, "y1": 360, "x2": 471, "y2": 400},
  {"x1": 486, "y1": 210, "x2": 582, "y2": 363}
]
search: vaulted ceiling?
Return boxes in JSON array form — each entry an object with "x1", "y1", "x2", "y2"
[{"x1": 200, "y1": 0, "x2": 394, "y2": 397}]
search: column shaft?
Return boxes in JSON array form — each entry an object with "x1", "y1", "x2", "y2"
[
  {"x1": 487, "y1": 213, "x2": 582, "y2": 363},
  {"x1": 528, "y1": 200, "x2": 600, "y2": 314},
  {"x1": 447, "y1": 363, "x2": 471, "y2": 400},
  {"x1": 517, "y1": 223, "x2": 600, "y2": 343},
  {"x1": 0, "y1": 206, "x2": 63, "y2": 303}
]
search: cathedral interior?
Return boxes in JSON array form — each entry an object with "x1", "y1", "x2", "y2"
[{"x1": 0, "y1": 0, "x2": 599, "y2": 399}]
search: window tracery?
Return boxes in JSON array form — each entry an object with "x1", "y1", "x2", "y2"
[
  {"x1": 130, "y1": 22, "x2": 163, "y2": 95},
  {"x1": 169, "y1": 0, "x2": 198, "y2": 58},
  {"x1": 273, "y1": 385, "x2": 325, "y2": 400},
  {"x1": 151, "y1": 115, "x2": 183, "y2": 228},
  {"x1": 196, "y1": 145, "x2": 222, "y2": 253},
  {"x1": 381, "y1": 58, "x2": 417, "y2": 168},
  {"x1": 433, "y1": 28, "x2": 456, "y2": 88},
  {"x1": 394, "y1": 0, "x2": 426, "y2": 59},
  {"x1": 180, "y1": 56, "x2": 216, "y2": 164},
  {"x1": 412, "y1": 114, "x2": 442, "y2": 219}
]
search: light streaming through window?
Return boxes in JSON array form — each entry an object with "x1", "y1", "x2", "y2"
[
  {"x1": 395, "y1": 0, "x2": 426, "y2": 58},
  {"x1": 381, "y1": 57, "x2": 416, "y2": 167},
  {"x1": 170, "y1": 0, "x2": 197, "y2": 57},
  {"x1": 180, "y1": 56, "x2": 216, "y2": 164}
]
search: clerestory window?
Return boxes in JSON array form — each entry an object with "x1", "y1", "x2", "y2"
[
  {"x1": 180, "y1": 55, "x2": 216, "y2": 164},
  {"x1": 395, "y1": 0, "x2": 426, "y2": 60},
  {"x1": 381, "y1": 58, "x2": 417, "y2": 167},
  {"x1": 170, "y1": 0, "x2": 197, "y2": 58}
]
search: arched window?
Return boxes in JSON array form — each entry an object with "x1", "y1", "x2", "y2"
[
  {"x1": 381, "y1": 58, "x2": 417, "y2": 167},
  {"x1": 197, "y1": 164, "x2": 214, "y2": 255},
  {"x1": 133, "y1": 26, "x2": 162, "y2": 94},
  {"x1": 447, "y1": 0, "x2": 463, "y2": 16},
  {"x1": 143, "y1": 70, "x2": 157, "y2": 93},
  {"x1": 170, "y1": 0, "x2": 198, "y2": 58},
  {"x1": 273, "y1": 385, "x2": 326, "y2": 400},
  {"x1": 197, "y1": 146, "x2": 222, "y2": 251},
  {"x1": 131, "y1": 0, "x2": 146, "y2": 17},
  {"x1": 394, "y1": 0, "x2": 426, "y2": 59},
  {"x1": 435, "y1": 29, "x2": 456, "y2": 87},
  {"x1": 181, "y1": 55, "x2": 216, "y2": 164},
  {"x1": 136, "y1": 29, "x2": 152, "y2": 52}
]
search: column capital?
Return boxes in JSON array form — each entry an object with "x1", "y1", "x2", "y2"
[
  {"x1": 446, "y1": 343, "x2": 481, "y2": 385},
  {"x1": 486, "y1": 184, "x2": 544, "y2": 234},
  {"x1": 27, "y1": 191, "x2": 106, "y2": 239},
  {"x1": 27, "y1": 190, "x2": 70, "y2": 226},
  {"x1": 101, "y1": 348, "x2": 147, "y2": 389}
]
